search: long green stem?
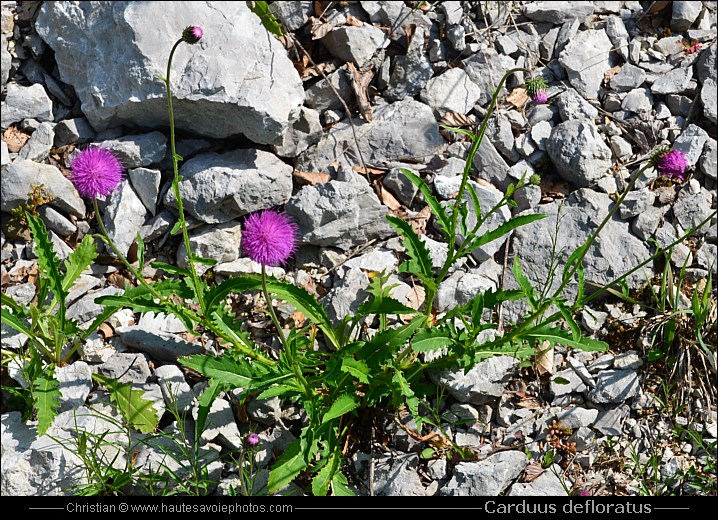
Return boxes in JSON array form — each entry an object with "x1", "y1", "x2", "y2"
[
  {"x1": 261, "y1": 266, "x2": 310, "y2": 393},
  {"x1": 425, "y1": 67, "x2": 531, "y2": 315},
  {"x1": 93, "y1": 199, "x2": 273, "y2": 364},
  {"x1": 164, "y1": 39, "x2": 206, "y2": 313},
  {"x1": 553, "y1": 160, "x2": 652, "y2": 306},
  {"x1": 93, "y1": 199, "x2": 174, "y2": 307}
]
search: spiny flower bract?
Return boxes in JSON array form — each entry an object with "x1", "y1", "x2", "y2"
[
  {"x1": 242, "y1": 209, "x2": 298, "y2": 267},
  {"x1": 524, "y1": 76, "x2": 548, "y2": 98},
  {"x1": 182, "y1": 25, "x2": 203, "y2": 44},
  {"x1": 70, "y1": 147, "x2": 124, "y2": 199}
]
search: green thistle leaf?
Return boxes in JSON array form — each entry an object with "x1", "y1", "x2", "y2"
[
  {"x1": 321, "y1": 394, "x2": 360, "y2": 424},
  {"x1": 61, "y1": 233, "x2": 98, "y2": 292},
  {"x1": 34, "y1": 374, "x2": 61, "y2": 436},
  {"x1": 93, "y1": 374, "x2": 160, "y2": 434}
]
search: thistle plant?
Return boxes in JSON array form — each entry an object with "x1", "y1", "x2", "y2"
[{"x1": 3, "y1": 13, "x2": 716, "y2": 498}]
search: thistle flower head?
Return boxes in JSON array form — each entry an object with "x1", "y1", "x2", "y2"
[
  {"x1": 242, "y1": 209, "x2": 298, "y2": 267},
  {"x1": 246, "y1": 432, "x2": 260, "y2": 447},
  {"x1": 651, "y1": 147, "x2": 687, "y2": 181},
  {"x1": 70, "y1": 147, "x2": 124, "y2": 199},
  {"x1": 531, "y1": 89, "x2": 548, "y2": 104},
  {"x1": 182, "y1": 25, "x2": 203, "y2": 44}
]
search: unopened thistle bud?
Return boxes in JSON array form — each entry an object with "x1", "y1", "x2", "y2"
[{"x1": 182, "y1": 25, "x2": 203, "y2": 45}]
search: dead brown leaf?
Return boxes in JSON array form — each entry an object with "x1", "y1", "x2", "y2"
[
  {"x1": 524, "y1": 462, "x2": 544, "y2": 483},
  {"x1": 405, "y1": 285, "x2": 425, "y2": 311},
  {"x1": 290, "y1": 311, "x2": 307, "y2": 328},
  {"x1": 515, "y1": 396, "x2": 543, "y2": 410},
  {"x1": 3, "y1": 126, "x2": 30, "y2": 153},
  {"x1": 352, "y1": 165, "x2": 386, "y2": 176},
  {"x1": 604, "y1": 65, "x2": 622, "y2": 83},
  {"x1": 347, "y1": 62, "x2": 374, "y2": 122},
  {"x1": 647, "y1": 1, "x2": 671, "y2": 13},
  {"x1": 98, "y1": 322, "x2": 114, "y2": 339},
  {"x1": 378, "y1": 184, "x2": 402, "y2": 211},
  {"x1": 408, "y1": 205, "x2": 431, "y2": 235},
  {"x1": 439, "y1": 111, "x2": 476, "y2": 129},
  {"x1": 506, "y1": 87, "x2": 529, "y2": 108},
  {"x1": 345, "y1": 15, "x2": 364, "y2": 26},
  {"x1": 310, "y1": 16, "x2": 336, "y2": 40},
  {"x1": 107, "y1": 271, "x2": 132, "y2": 289},
  {"x1": 294, "y1": 170, "x2": 331, "y2": 185},
  {"x1": 535, "y1": 339, "x2": 554, "y2": 377}
]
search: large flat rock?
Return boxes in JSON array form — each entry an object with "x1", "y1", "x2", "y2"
[{"x1": 35, "y1": 1, "x2": 304, "y2": 144}]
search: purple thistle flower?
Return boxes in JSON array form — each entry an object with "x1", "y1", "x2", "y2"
[
  {"x1": 182, "y1": 25, "x2": 203, "y2": 44},
  {"x1": 70, "y1": 147, "x2": 124, "y2": 199},
  {"x1": 246, "y1": 432, "x2": 260, "y2": 447},
  {"x1": 656, "y1": 149, "x2": 687, "y2": 181},
  {"x1": 242, "y1": 209, "x2": 298, "y2": 267},
  {"x1": 531, "y1": 89, "x2": 548, "y2": 105}
]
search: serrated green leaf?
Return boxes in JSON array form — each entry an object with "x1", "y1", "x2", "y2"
[
  {"x1": 93, "y1": 374, "x2": 159, "y2": 434},
  {"x1": 340, "y1": 358, "x2": 370, "y2": 384},
  {"x1": 355, "y1": 295, "x2": 417, "y2": 317},
  {"x1": 1, "y1": 306, "x2": 33, "y2": 337},
  {"x1": 526, "y1": 324, "x2": 608, "y2": 352},
  {"x1": 34, "y1": 374, "x2": 61, "y2": 436},
  {"x1": 196, "y1": 378, "x2": 222, "y2": 437},
  {"x1": 136, "y1": 232, "x2": 145, "y2": 273},
  {"x1": 386, "y1": 215, "x2": 436, "y2": 287},
  {"x1": 150, "y1": 261, "x2": 191, "y2": 276},
  {"x1": 1, "y1": 291, "x2": 24, "y2": 314},
  {"x1": 392, "y1": 370, "x2": 418, "y2": 419},
  {"x1": 26, "y1": 213, "x2": 65, "y2": 301},
  {"x1": 468, "y1": 213, "x2": 546, "y2": 251},
  {"x1": 575, "y1": 260, "x2": 585, "y2": 307},
  {"x1": 190, "y1": 255, "x2": 217, "y2": 266},
  {"x1": 268, "y1": 439, "x2": 308, "y2": 494},
  {"x1": 205, "y1": 275, "x2": 340, "y2": 349},
  {"x1": 512, "y1": 257, "x2": 533, "y2": 299},
  {"x1": 209, "y1": 310, "x2": 255, "y2": 352},
  {"x1": 399, "y1": 168, "x2": 452, "y2": 238},
  {"x1": 94, "y1": 279, "x2": 196, "y2": 330},
  {"x1": 179, "y1": 355, "x2": 255, "y2": 388},
  {"x1": 360, "y1": 315, "x2": 427, "y2": 369},
  {"x1": 312, "y1": 451, "x2": 341, "y2": 496},
  {"x1": 331, "y1": 470, "x2": 354, "y2": 496},
  {"x1": 558, "y1": 302, "x2": 581, "y2": 341},
  {"x1": 256, "y1": 384, "x2": 299, "y2": 400},
  {"x1": 322, "y1": 394, "x2": 360, "y2": 424},
  {"x1": 169, "y1": 221, "x2": 183, "y2": 236},
  {"x1": 248, "y1": 0, "x2": 284, "y2": 36},
  {"x1": 61, "y1": 234, "x2": 98, "y2": 292},
  {"x1": 410, "y1": 328, "x2": 455, "y2": 353}
]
